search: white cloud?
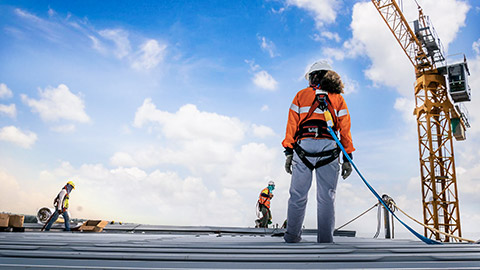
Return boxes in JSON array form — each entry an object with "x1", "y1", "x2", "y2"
[
  {"x1": 51, "y1": 124, "x2": 76, "y2": 133},
  {"x1": 0, "y1": 126, "x2": 37, "y2": 148},
  {"x1": 261, "y1": 105, "x2": 269, "y2": 112},
  {"x1": 0, "y1": 170, "x2": 49, "y2": 215},
  {"x1": 245, "y1": 60, "x2": 278, "y2": 90},
  {"x1": 131, "y1": 39, "x2": 167, "y2": 70},
  {"x1": 342, "y1": 76, "x2": 359, "y2": 95},
  {"x1": 252, "y1": 124, "x2": 276, "y2": 138},
  {"x1": 322, "y1": 47, "x2": 346, "y2": 61},
  {"x1": 322, "y1": 0, "x2": 469, "y2": 98},
  {"x1": 271, "y1": 7, "x2": 285, "y2": 14},
  {"x1": 253, "y1": 70, "x2": 278, "y2": 91},
  {"x1": 473, "y1": 38, "x2": 480, "y2": 55},
  {"x1": 220, "y1": 143, "x2": 278, "y2": 188},
  {"x1": 420, "y1": 0, "x2": 469, "y2": 52},
  {"x1": 134, "y1": 99, "x2": 245, "y2": 143},
  {"x1": 0, "y1": 104, "x2": 16, "y2": 118},
  {"x1": 21, "y1": 84, "x2": 90, "y2": 123},
  {"x1": 0, "y1": 83, "x2": 13, "y2": 99},
  {"x1": 110, "y1": 152, "x2": 137, "y2": 167},
  {"x1": 22, "y1": 161, "x2": 259, "y2": 226},
  {"x1": 313, "y1": 31, "x2": 341, "y2": 43},
  {"x1": 258, "y1": 35, "x2": 277, "y2": 57},
  {"x1": 99, "y1": 29, "x2": 131, "y2": 59},
  {"x1": 88, "y1": 35, "x2": 106, "y2": 54},
  {"x1": 286, "y1": 0, "x2": 341, "y2": 28},
  {"x1": 322, "y1": 38, "x2": 366, "y2": 62},
  {"x1": 129, "y1": 99, "x2": 285, "y2": 192},
  {"x1": 349, "y1": 2, "x2": 414, "y2": 96},
  {"x1": 394, "y1": 97, "x2": 416, "y2": 124}
]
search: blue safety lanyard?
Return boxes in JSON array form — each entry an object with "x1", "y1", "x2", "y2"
[{"x1": 317, "y1": 97, "x2": 440, "y2": 245}]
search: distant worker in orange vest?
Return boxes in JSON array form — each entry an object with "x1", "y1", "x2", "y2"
[
  {"x1": 282, "y1": 60, "x2": 355, "y2": 243},
  {"x1": 44, "y1": 181, "x2": 75, "y2": 231},
  {"x1": 255, "y1": 181, "x2": 275, "y2": 228}
]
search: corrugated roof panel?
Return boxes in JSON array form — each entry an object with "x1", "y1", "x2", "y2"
[{"x1": 1, "y1": 229, "x2": 479, "y2": 269}]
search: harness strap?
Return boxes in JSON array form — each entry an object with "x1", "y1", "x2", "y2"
[
  {"x1": 293, "y1": 144, "x2": 340, "y2": 170},
  {"x1": 294, "y1": 88, "x2": 338, "y2": 142},
  {"x1": 296, "y1": 119, "x2": 333, "y2": 140}
]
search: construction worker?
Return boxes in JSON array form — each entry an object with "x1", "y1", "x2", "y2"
[
  {"x1": 44, "y1": 181, "x2": 75, "y2": 231},
  {"x1": 255, "y1": 181, "x2": 275, "y2": 228},
  {"x1": 282, "y1": 60, "x2": 355, "y2": 243}
]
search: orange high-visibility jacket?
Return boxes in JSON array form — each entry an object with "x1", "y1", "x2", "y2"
[
  {"x1": 258, "y1": 187, "x2": 272, "y2": 209},
  {"x1": 282, "y1": 87, "x2": 355, "y2": 154}
]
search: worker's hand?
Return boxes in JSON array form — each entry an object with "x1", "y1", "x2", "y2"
[
  {"x1": 57, "y1": 209, "x2": 63, "y2": 214},
  {"x1": 285, "y1": 154, "x2": 293, "y2": 174},
  {"x1": 341, "y1": 161, "x2": 352, "y2": 179}
]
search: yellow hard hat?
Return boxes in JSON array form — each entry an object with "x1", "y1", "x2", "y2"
[{"x1": 66, "y1": 181, "x2": 75, "y2": 189}]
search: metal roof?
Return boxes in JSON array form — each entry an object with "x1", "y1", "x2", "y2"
[{"x1": 1, "y1": 225, "x2": 480, "y2": 269}]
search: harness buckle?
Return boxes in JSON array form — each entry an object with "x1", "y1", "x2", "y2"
[{"x1": 307, "y1": 127, "x2": 319, "y2": 137}]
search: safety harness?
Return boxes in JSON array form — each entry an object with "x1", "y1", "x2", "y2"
[
  {"x1": 293, "y1": 87, "x2": 340, "y2": 170},
  {"x1": 258, "y1": 188, "x2": 272, "y2": 208},
  {"x1": 53, "y1": 186, "x2": 70, "y2": 212}
]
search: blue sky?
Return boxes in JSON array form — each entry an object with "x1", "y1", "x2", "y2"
[{"x1": 1, "y1": 0, "x2": 479, "y2": 240}]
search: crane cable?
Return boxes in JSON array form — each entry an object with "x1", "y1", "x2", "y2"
[
  {"x1": 392, "y1": 202, "x2": 476, "y2": 243},
  {"x1": 326, "y1": 125, "x2": 440, "y2": 245}
]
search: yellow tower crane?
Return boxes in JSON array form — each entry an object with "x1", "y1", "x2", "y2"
[{"x1": 371, "y1": 0, "x2": 472, "y2": 242}]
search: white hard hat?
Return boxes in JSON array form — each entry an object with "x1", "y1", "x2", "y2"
[
  {"x1": 268, "y1": 180, "x2": 275, "y2": 186},
  {"x1": 305, "y1": 60, "x2": 332, "y2": 80}
]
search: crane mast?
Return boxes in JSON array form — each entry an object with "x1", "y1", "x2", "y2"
[{"x1": 371, "y1": 0, "x2": 471, "y2": 242}]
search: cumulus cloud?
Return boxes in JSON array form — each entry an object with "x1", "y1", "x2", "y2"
[
  {"x1": 0, "y1": 83, "x2": 13, "y2": 99},
  {"x1": 220, "y1": 143, "x2": 278, "y2": 188},
  {"x1": 252, "y1": 124, "x2": 276, "y2": 138},
  {"x1": 129, "y1": 99, "x2": 284, "y2": 192},
  {"x1": 99, "y1": 29, "x2": 131, "y2": 59},
  {"x1": 27, "y1": 160, "x2": 259, "y2": 226},
  {"x1": 0, "y1": 104, "x2": 16, "y2": 118},
  {"x1": 0, "y1": 170, "x2": 51, "y2": 215},
  {"x1": 420, "y1": 0, "x2": 469, "y2": 52},
  {"x1": 394, "y1": 97, "x2": 416, "y2": 124},
  {"x1": 21, "y1": 84, "x2": 90, "y2": 123},
  {"x1": 348, "y1": 2, "x2": 414, "y2": 96},
  {"x1": 329, "y1": 0, "x2": 469, "y2": 98},
  {"x1": 134, "y1": 99, "x2": 245, "y2": 143},
  {"x1": 253, "y1": 70, "x2": 278, "y2": 90},
  {"x1": 131, "y1": 39, "x2": 167, "y2": 70},
  {"x1": 245, "y1": 60, "x2": 278, "y2": 91},
  {"x1": 0, "y1": 126, "x2": 37, "y2": 148},
  {"x1": 286, "y1": 0, "x2": 341, "y2": 28}
]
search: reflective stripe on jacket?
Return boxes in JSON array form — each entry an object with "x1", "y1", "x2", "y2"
[
  {"x1": 282, "y1": 87, "x2": 355, "y2": 154},
  {"x1": 258, "y1": 187, "x2": 272, "y2": 209}
]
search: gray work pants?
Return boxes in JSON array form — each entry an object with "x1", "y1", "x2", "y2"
[{"x1": 284, "y1": 138, "x2": 340, "y2": 243}]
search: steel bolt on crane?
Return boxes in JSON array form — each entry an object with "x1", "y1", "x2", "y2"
[{"x1": 371, "y1": 0, "x2": 472, "y2": 242}]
